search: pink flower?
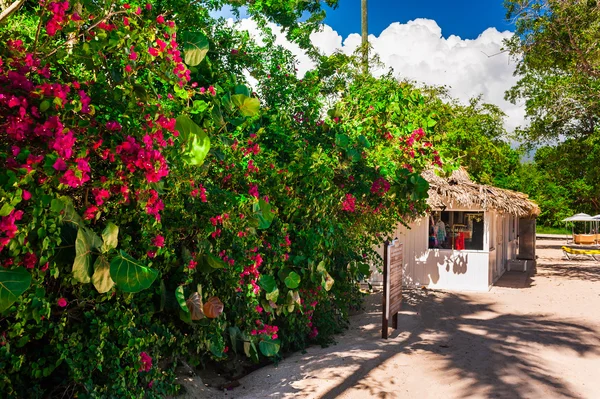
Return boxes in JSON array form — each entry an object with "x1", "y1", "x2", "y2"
[
  {"x1": 57, "y1": 298, "x2": 68, "y2": 308},
  {"x1": 129, "y1": 48, "x2": 138, "y2": 60},
  {"x1": 341, "y1": 194, "x2": 356, "y2": 212},
  {"x1": 147, "y1": 250, "x2": 156, "y2": 258},
  {"x1": 53, "y1": 157, "x2": 67, "y2": 171},
  {"x1": 152, "y1": 235, "x2": 165, "y2": 248},
  {"x1": 255, "y1": 305, "x2": 263, "y2": 313},
  {"x1": 40, "y1": 262, "x2": 49, "y2": 272},
  {"x1": 208, "y1": 86, "x2": 216, "y2": 96},
  {"x1": 148, "y1": 48, "x2": 159, "y2": 57},
  {"x1": 139, "y1": 352, "x2": 152, "y2": 372},
  {"x1": 23, "y1": 252, "x2": 37, "y2": 269},
  {"x1": 248, "y1": 184, "x2": 259, "y2": 198},
  {"x1": 22, "y1": 190, "x2": 31, "y2": 201},
  {"x1": 188, "y1": 259, "x2": 197, "y2": 270},
  {"x1": 156, "y1": 15, "x2": 164, "y2": 24},
  {"x1": 125, "y1": 65, "x2": 132, "y2": 73},
  {"x1": 83, "y1": 205, "x2": 99, "y2": 220}
]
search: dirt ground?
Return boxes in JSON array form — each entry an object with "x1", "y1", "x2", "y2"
[{"x1": 175, "y1": 239, "x2": 600, "y2": 399}]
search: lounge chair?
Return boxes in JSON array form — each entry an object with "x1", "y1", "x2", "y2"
[{"x1": 562, "y1": 245, "x2": 600, "y2": 261}]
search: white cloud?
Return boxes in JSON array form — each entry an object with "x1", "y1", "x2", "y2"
[{"x1": 228, "y1": 17, "x2": 525, "y2": 133}]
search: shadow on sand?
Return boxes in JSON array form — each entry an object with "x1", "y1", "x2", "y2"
[{"x1": 265, "y1": 289, "x2": 600, "y2": 399}]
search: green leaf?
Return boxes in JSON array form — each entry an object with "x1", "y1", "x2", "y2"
[
  {"x1": 50, "y1": 199, "x2": 64, "y2": 213},
  {"x1": 266, "y1": 288, "x2": 279, "y2": 302},
  {"x1": 181, "y1": 31, "x2": 209, "y2": 66},
  {"x1": 358, "y1": 135, "x2": 371, "y2": 148},
  {"x1": 284, "y1": 271, "x2": 301, "y2": 289},
  {"x1": 175, "y1": 115, "x2": 211, "y2": 166},
  {"x1": 101, "y1": 222, "x2": 119, "y2": 253},
  {"x1": 206, "y1": 254, "x2": 226, "y2": 270},
  {"x1": 231, "y1": 94, "x2": 260, "y2": 117},
  {"x1": 234, "y1": 85, "x2": 251, "y2": 97},
  {"x1": 109, "y1": 250, "x2": 158, "y2": 293},
  {"x1": 73, "y1": 228, "x2": 101, "y2": 284},
  {"x1": 0, "y1": 203, "x2": 14, "y2": 217},
  {"x1": 259, "y1": 275, "x2": 277, "y2": 292},
  {"x1": 175, "y1": 285, "x2": 189, "y2": 313},
  {"x1": 335, "y1": 134, "x2": 349, "y2": 148},
  {"x1": 258, "y1": 338, "x2": 280, "y2": 357},
  {"x1": 252, "y1": 199, "x2": 275, "y2": 229},
  {"x1": 59, "y1": 196, "x2": 84, "y2": 227},
  {"x1": 229, "y1": 326, "x2": 241, "y2": 354},
  {"x1": 358, "y1": 263, "x2": 371, "y2": 276},
  {"x1": 40, "y1": 100, "x2": 51, "y2": 112},
  {"x1": 0, "y1": 267, "x2": 31, "y2": 312},
  {"x1": 244, "y1": 341, "x2": 259, "y2": 363},
  {"x1": 92, "y1": 255, "x2": 114, "y2": 293}
]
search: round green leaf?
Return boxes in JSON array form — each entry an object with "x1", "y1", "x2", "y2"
[
  {"x1": 92, "y1": 255, "x2": 114, "y2": 293},
  {"x1": 259, "y1": 338, "x2": 281, "y2": 357},
  {"x1": 73, "y1": 228, "x2": 101, "y2": 284},
  {"x1": 101, "y1": 222, "x2": 119, "y2": 253},
  {"x1": 0, "y1": 267, "x2": 31, "y2": 313},
  {"x1": 206, "y1": 254, "x2": 226, "y2": 269},
  {"x1": 175, "y1": 115, "x2": 211, "y2": 166},
  {"x1": 259, "y1": 275, "x2": 277, "y2": 292},
  {"x1": 181, "y1": 31, "x2": 209, "y2": 66},
  {"x1": 231, "y1": 94, "x2": 260, "y2": 117},
  {"x1": 109, "y1": 250, "x2": 158, "y2": 293},
  {"x1": 284, "y1": 271, "x2": 301, "y2": 289}
]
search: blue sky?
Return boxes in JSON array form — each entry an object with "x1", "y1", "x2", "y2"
[{"x1": 323, "y1": 0, "x2": 512, "y2": 40}]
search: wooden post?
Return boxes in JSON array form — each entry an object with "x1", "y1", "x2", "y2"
[
  {"x1": 361, "y1": 0, "x2": 368, "y2": 75},
  {"x1": 382, "y1": 240, "x2": 389, "y2": 339}
]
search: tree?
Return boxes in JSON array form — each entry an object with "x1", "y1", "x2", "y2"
[{"x1": 504, "y1": 0, "x2": 600, "y2": 143}]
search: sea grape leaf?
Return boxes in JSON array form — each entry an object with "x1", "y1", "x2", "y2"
[
  {"x1": 266, "y1": 288, "x2": 279, "y2": 303},
  {"x1": 258, "y1": 338, "x2": 280, "y2": 357},
  {"x1": 259, "y1": 275, "x2": 277, "y2": 293},
  {"x1": 92, "y1": 255, "x2": 114, "y2": 293},
  {"x1": 109, "y1": 250, "x2": 158, "y2": 293},
  {"x1": 186, "y1": 292, "x2": 205, "y2": 320},
  {"x1": 284, "y1": 271, "x2": 301, "y2": 289},
  {"x1": 175, "y1": 285, "x2": 189, "y2": 313},
  {"x1": 0, "y1": 267, "x2": 31, "y2": 312},
  {"x1": 231, "y1": 94, "x2": 260, "y2": 117},
  {"x1": 323, "y1": 271, "x2": 335, "y2": 291},
  {"x1": 175, "y1": 115, "x2": 210, "y2": 166},
  {"x1": 101, "y1": 222, "x2": 119, "y2": 253},
  {"x1": 252, "y1": 199, "x2": 275, "y2": 229},
  {"x1": 73, "y1": 228, "x2": 101, "y2": 284},
  {"x1": 181, "y1": 31, "x2": 209, "y2": 66},
  {"x1": 203, "y1": 296, "x2": 224, "y2": 318},
  {"x1": 206, "y1": 254, "x2": 226, "y2": 270}
]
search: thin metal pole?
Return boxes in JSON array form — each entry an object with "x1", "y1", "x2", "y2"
[{"x1": 361, "y1": 0, "x2": 368, "y2": 75}]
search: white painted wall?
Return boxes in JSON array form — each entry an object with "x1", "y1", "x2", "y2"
[{"x1": 370, "y1": 202, "x2": 525, "y2": 292}]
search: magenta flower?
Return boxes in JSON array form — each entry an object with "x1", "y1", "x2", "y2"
[
  {"x1": 51, "y1": 157, "x2": 66, "y2": 171},
  {"x1": 152, "y1": 235, "x2": 165, "y2": 248},
  {"x1": 248, "y1": 184, "x2": 259, "y2": 198},
  {"x1": 139, "y1": 352, "x2": 152, "y2": 372},
  {"x1": 57, "y1": 298, "x2": 68, "y2": 308},
  {"x1": 22, "y1": 190, "x2": 31, "y2": 201}
]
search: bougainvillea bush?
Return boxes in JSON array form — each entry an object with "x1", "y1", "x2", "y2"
[{"x1": 0, "y1": 1, "x2": 439, "y2": 397}]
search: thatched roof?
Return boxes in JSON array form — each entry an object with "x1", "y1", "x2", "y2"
[{"x1": 423, "y1": 168, "x2": 540, "y2": 218}]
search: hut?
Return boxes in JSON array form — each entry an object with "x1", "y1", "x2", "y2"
[{"x1": 375, "y1": 168, "x2": 539, "y2": 292}]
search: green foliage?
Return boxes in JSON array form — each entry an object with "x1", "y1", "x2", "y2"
[
  {"x1": 110, "y1": 251, "x2": 159, "y2": 293},
  {"x1": 0, "y1": 1, "x2": 442, "y2": 397},
  {"x1": 0, "y1": 268, "x2": 31, "y2": 312}
]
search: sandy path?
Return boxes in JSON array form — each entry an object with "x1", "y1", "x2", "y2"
[{"x1": 177, "y1": 239, "x2": 600, "y2": 399}]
